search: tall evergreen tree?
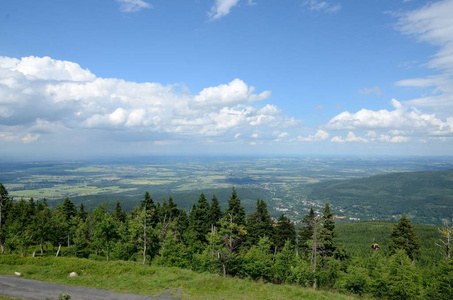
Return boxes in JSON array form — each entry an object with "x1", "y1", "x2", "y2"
[
  {"x1": 389, "y1": 215, "x2": 421, "y2": 261},
  {"x1": 188, "y1": 193, "x2": 211, "y2": 245},
  {"x1": 299, "y1": 208, "x2": 315, "y2": 253},
  {"x1": 209, "y1": 195, "x2": 222, "y2": 226},
  {"x1": 78, "y1": 203, "x2": 88, "y2": 221},
  {"x1": 274, "y1": 214, "x2": 296, "y2": 252},
  {"x1": 319, "y1": 203, "x2": 337, "y2": 258},
  {"x1": 226, "y1": 187, "x2": 246, "y2": 226},
  {"x1": 246, "y1": 200, "x2": 274, "y2": 248},
  {"x1": 112, "y1": 200, "x2": 126, "y2": 223}
]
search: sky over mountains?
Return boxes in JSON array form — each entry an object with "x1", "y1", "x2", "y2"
[{"x1": 0, "y1": 0, "x2": 452, "y2": 158}]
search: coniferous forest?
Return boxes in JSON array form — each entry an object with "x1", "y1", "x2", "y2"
[{"x1": 0, "y1": 183, "x2": 452, "y2": 299}]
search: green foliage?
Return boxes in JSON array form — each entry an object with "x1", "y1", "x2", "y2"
[
  {"x1": 389, "y1": 215, "x2": 421, "y2": 260},
  {"x1": 0, "y1": 183, "x2": 452, "y2": 299},
  {"x1": 226, "y1": 187, "x2": 246, "y2": 226},
  {"x1": 309, "y1": 169, "x2": 453, "y2": 223},
  {"x1": 426, "y1": 258, "x2": 453, "y2": 299},
  {"x1": 274, "y1": 240, "x2": 298, "y2": 283},
  {"x1": 274, "y1": 214, "x2": 296, "y2": 252},
  {"x1": 246, "y1": 200, "x2": 274, "y2": 248},
  {"x1": 242, "y1": 236, "x2": 274, "y2": 280},
  {"x1": 386, "y1": 250, "x2": 423, "y2": 299}
]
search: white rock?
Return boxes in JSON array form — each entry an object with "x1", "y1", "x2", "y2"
[
  {"x1": 14, "y1": 272, "x2": 21, "y2": 276},
  {"x1": 69, "y1": 272, "x2": 78, "y2": 277}
]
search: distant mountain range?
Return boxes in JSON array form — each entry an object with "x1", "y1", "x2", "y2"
[{"x1": 308, "y1": 169, "x2": 453, "y2": 224}]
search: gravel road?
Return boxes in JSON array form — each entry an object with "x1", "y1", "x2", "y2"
[{"x1": 0, "y1": 275, "x2": 180, "y2": 300}]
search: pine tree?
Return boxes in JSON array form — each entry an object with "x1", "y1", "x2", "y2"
[
  {"x1": 387, "y1": 249, "x2": 422, "y2": 299},
  {"x1": 78, "y1": 203, "x2": 88, "y2": 221},
  {"x1": 209, "y1": 195, "x2": 222, "y2": 226},
  {"x1": 319, "y1": 203, "x2": 337, "y2": 258},
  {"x1": 246, "y1": 199, "x2": 274, "y2": 248},
  {"x1": 113, "y1": 200, "x2": 126, "y2": 223},
  {"x1": 274, "y1": 214, "x2": 296, "y2": 252},
  {"x1": 389, "y1": 215, "x2": 421, "y2": 261},
  {"x1": 226, "y1": 187, "x2": 246, "y2": 226},
  {"x1": 188, "y1": 193, "x2": 211, "y2": 245},
  {"x1": 299, "y1": 208, "x2": 315, "y2": 254}
]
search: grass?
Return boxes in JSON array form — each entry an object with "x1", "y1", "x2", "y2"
[{"x1": 0, "y1": 256, "x2": 357, "y2": 300}]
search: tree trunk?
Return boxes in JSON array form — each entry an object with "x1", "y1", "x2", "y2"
[
  {"x1": 222, "y1": 262, "x2": 227, "y2": 278},
  {"x1": 40, "y1": 240, "x2": 44, "y2": 256},
  {"x1": 56, "y1": 244, "x2": 61, "y2": 257},
  {"x1": 0, "y1": 243, "x2": 4, "y2": 254},
  {"x1": 107, "y1": 243, "x2": 110, "y2": 262}
]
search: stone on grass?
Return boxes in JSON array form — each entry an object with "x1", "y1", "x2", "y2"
[
  {"x1": 14, "y1": 272, "x2": 21, "y2": 276},
  {"x1": 68, "y1": 272, "x2": 78, "y2": 277}
]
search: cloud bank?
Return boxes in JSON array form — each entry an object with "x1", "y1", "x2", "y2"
[{"x1": 0, "y1": 56, "x2": 296, "y2": 149}]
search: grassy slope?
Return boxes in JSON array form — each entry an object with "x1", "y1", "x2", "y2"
[
  {"x1": 309, "y1": 169, "x2": 453, "y2": 224},
  {"x1": 0, "y1": 256, "x2": 356, "y2": 300}
]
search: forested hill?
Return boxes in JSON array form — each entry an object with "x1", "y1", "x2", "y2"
[{"x1": 308, "y1": 169, "x2": 453, "y2": 224}]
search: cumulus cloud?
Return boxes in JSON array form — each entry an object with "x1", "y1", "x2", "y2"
[
  {"x1": 331, "y1": 132, "x2": 368, "y2": 143},
  {"x1": 117, "y1": 0, "x2": 151, "y2": 13},
  {"x1": 0, "y1": 56, "x2": 298, "y2": 149},
  {"x1": 303, "y1": 0, "x2": 341, "y2": 13},
  {"x1": 208, "y1": 0, "x2": 240, "y2": 21},
  {"x1": 193, "y1": 78, "x2": 271, "y2": 108},
  {"x1": 326, "y1": 99, "x2": 453, "y2": 138},
  {"x1": 379, "y1": 135, "x2": 410, "y2": 143},
  {"x1": 294, "y1": 129, "x2": 329, "y2": 142}
]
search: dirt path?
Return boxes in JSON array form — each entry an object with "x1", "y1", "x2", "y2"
[{"x1": 0, "y1": 275, "x2": 180, "y2": 300}]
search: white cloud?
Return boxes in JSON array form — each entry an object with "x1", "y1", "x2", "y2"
[
  {"x1": 379, "y1": 135, "x2": 410, "y2": 143},
  {"x1": 366, "y1": 130, "x2": 376, "y2": 137},
  {"x1": 303, "y1": 0, "x2": 341, "y2": 13},
  {"x1": 397, "y1": 0, "x2": 453, "y2": 71},
  {"x1": 395, "y1": 0, "x2": 453, "y2": 115},
  {"x1": 0, "y1": 56, "x2": 298, "y2": 148},
  {"x1": 208, "y1": 0, "x2": 240, "y2": 21},
  {"x1": 22, "y1": 133, "x2": 40, "y2": 144},
  {"x1": 326, "y1": 99, "x2": 453, "y2": 137},
  {"x1": 359, "y1": 86, "x2": 382, "y2": 96},
  {"x1": 294, "y1": 129, "x2": 329, "y2": 142},
  {"x1": 117, "y1": 0, "x2": 151, "y2": 13},
  {"x1": 278, "y1": 131, "x2": 289, "y2": 138},
  {"x1": 251, "y1": 133, "x2": 259, "y2": 138},
  {"x1": 193, "y1": 78, "x2": 271, "y2": 108},
  {"x1": 331, "y1": 132, "x2": 368, "y2": 143}
]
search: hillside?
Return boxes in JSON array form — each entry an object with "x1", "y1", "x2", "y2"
[
  {"x1": 0, "y1": 256, "x2": 355, "y2": 300},
  {"x1": 308, "y1": 169, "x2": 453, "y2": 224}
]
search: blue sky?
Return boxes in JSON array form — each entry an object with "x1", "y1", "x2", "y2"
[{"x1": 0, "y1": 0, "x2": 452, "y2": 159}]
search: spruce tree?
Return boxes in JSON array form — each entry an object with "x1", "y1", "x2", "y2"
[
  {"x1": 389, "y1": 215, "x2": 421, "y2": 261},
  {"x1": 319, "y1": 203, "x2": 337, "y2": 258},
  {"x1": 274, "y1": 214, "x2": 296, "y2": 252},
  {"x1": 113, "y1": 200, "x2": 127, "y2": 223},
  {"x1": 246, "y1": 199, "x2": 274, "y2": 247},
  {"x1": 299, "y1": 208, "x2": 315, "y2": 253},
  {"x1": 209, "y1": 195, "x2": 222, "y2": 226},
  {"x1": 226, "y1": 187, "x2": 246, "y2": 226}
]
